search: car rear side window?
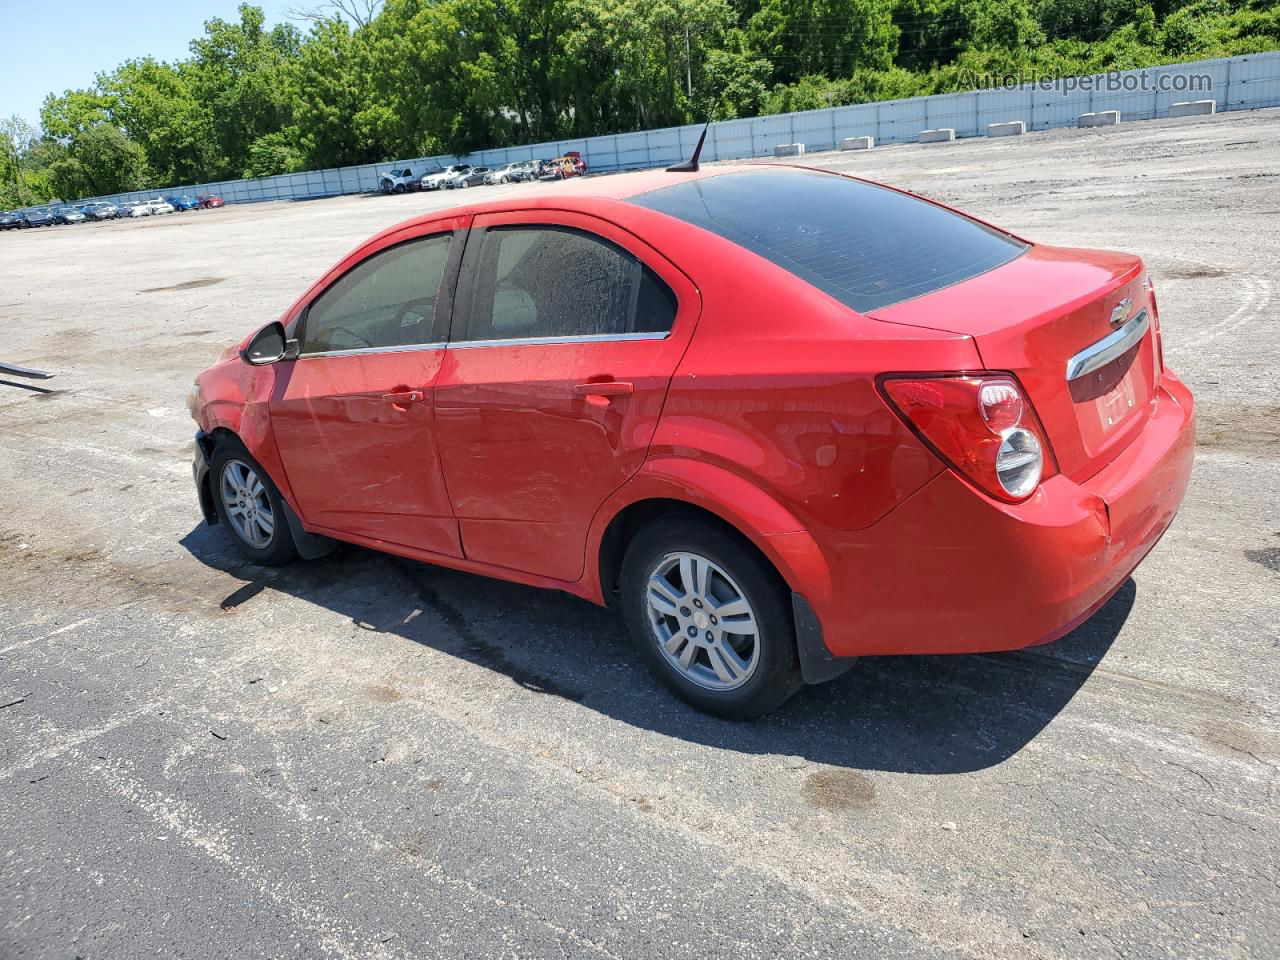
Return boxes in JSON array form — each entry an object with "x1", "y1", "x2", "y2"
[
  {"x1": 630, "y1": 170, "x2": 1026, "y2": 313},
  {"x1": 460, "y1": 226, "x2": 677, "y2": 342},
  {"x1": 303, "y1": 233, "x2": 452, "y2": 354}
]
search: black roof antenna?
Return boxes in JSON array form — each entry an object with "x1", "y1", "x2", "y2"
[{"x1": 667, "y1": 120, "x2": 710, "y2": 173}]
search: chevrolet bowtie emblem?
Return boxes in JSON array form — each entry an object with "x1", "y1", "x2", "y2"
[{"x1": 1110, "y1": 298, "x2": 1133, "y2": 327}]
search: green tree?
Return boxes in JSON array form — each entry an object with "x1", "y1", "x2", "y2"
[
  {"x1": 186, "y1": 4, "x2": 302, "y2": 176},
  {"x1": 748, "y1": 0, "x2": 899, "y2": 83},
  {"x1": 106, "y1": 58, "x2": 216, "y2": 184},
  {"x1": 47, "y1": 125, "x2": 150, "y2": 198},
  {"x1": 243, "y1": 131, "x2": 305, "y2": 177},
  {"x1": 290, "y1": 17, "x2": 390, "y2": 167}
]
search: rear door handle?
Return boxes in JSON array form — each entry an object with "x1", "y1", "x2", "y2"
[
  {"x1": 574, "y1": 382, "x2": 634, "y2": 397},
  {"x1": 382, "y1": 390, "x2": 423, "y2": 404}
]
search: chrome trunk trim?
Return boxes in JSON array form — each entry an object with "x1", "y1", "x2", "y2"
[{"x1": 1066, "y1": 309, "x2": 1149, "y2": 382}]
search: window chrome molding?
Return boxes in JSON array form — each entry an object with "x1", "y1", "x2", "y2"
[
  {"x1": 299, "y1": 342, "x2": 447, "y2": 360},
  {"x1": 448, "y1": 331, "x2": 671, "y2": 349},
  {"x1": 1065, "y1": 309, "x2": 1150, "y2": 382}
]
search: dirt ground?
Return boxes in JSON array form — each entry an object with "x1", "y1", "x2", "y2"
[{"x1": 1, "y1": 108, "x2": 1278, "y2": 959}]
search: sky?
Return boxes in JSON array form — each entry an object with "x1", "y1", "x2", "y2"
[{"x1": 0, "y1": 0, "x2": 299, "y2": 129}]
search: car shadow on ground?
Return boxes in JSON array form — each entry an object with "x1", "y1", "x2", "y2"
[{"x1": 181, "y1": 523, "x2": 1133, "y2": 775}]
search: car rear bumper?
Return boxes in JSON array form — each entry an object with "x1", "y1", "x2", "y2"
[{"x1": 809, "y1": 370, "x2": 1195, "y2": 658}]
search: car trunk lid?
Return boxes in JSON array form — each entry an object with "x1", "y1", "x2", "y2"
[{"x1": 870, "y1": 244, "x2": 1159, "y2": 481}]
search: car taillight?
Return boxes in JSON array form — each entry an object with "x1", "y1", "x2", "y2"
[
  {"x1": 1143, "y1": 274, "x2": 1165, "y2": 374},
  {"x1": 880, "y1": 374, "x2": 1056, "y2": 503}
]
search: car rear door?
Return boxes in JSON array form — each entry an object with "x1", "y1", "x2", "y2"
[
  {"x1": 269, "y1": 215, "x2": 468, "y2": 556},
  {"x1": 434, "y1": 210, "x2": 700, "y2": 581}
]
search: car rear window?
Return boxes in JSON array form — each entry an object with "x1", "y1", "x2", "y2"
[{"x1": 629, "y1": 169, "x2": 1026, "y2": 313}]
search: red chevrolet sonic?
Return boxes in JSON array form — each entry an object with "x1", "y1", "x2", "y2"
[{"x1": 188, "y1": 164, "x2": 1195, "y2": 718}]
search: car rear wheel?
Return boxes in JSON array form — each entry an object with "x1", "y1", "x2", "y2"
[
  {"x1": 620, "y1": 517, "x2": 802, "y2": 719},
  {"x1": 210, "y1": 438, "x2": 298, "y2": 566}
]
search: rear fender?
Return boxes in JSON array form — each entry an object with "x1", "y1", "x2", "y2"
[{"x1": 582, "y1": 457, "x2": 833, "y2": 613}]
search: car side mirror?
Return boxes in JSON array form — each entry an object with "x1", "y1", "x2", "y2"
[{"x1": 241, "y1": 321, "x2": 292, "y2": 365}]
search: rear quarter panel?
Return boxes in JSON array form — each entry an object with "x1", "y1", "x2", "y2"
[{"x1": 606, "y1": 206, "x2": 978, "y2": 535}]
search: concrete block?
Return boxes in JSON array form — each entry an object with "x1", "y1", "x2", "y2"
[
  {"x1": 987, "y1": 121, "x2": 1025, "y2": 138},
  {"x1": 918, "y1": 128, "x2": 956, "y2": 143},
  {"x1": 1078, "y1": 111, "x2": 1121, "y2": 128},
  {"x1": 839, "y1": 136, "x2": 874, "y2": 151},
  {"x1": 773, "y1": 143, "x2": 805, "y2": 157},
  {"x1": 1168, "y1": 100, "x2": 1216, "y2": 118}
]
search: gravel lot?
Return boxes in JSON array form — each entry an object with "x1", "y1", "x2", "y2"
[{"x1": 2, "y1": 108, "x2": 1278, "y2": 960}]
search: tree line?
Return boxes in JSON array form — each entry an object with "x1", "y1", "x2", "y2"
[{"x1": 2, "y1": 0, "x2": 1277, "y2": 205}]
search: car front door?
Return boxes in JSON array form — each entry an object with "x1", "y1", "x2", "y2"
[
  {"x1": 269, "y1": 216, "x2": 467, "y2": 557},
  {"x1": 434, "y1": 210, "x2": 699, "y2": 582}
]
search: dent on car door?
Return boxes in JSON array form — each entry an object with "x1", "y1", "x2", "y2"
[
  {"x1": 269, "y1": 218, "x2": 468, "y2": 556},
  {"x1": 434, "y1": 212, "x2": 700, "y2": 582}
]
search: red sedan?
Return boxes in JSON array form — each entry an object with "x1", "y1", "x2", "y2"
[{"x1": 188, "y1": 165, "x2": 1194, "y2": 718}]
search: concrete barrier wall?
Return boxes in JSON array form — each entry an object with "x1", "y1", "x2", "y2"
[{"x1": 85, "y1": 51, "x2": 1280, "y2": 207}]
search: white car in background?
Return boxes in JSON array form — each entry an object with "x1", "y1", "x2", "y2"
[
  {"x1": 420, "y1": 164, "x2": 471, "y2": 191},
  {"x1": 119, "y1": 202, "x2": 150, "y2": 218},
  {"x1": 144, "y1": 199, "x2": 175, "y2": 215},
  {"x1": 379, "y1": 167, "x2": 420, "y2": 194}
]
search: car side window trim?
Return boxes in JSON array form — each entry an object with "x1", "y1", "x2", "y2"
[
  {"x1": 449, "y1": 330, "x2": 670, "y2": 349},
  {"x1": 451, "y1": 224, "x2": 679, "y2": 348},
  {"x1": 294, "y1": 228, "x2": 466, "y2": 358}
]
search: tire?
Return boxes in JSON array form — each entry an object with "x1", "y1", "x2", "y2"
[
  {"x1": 210, "y1": 436, "x2": 298, "y2": 565},
  {"x1": 620, "y1": 516, "x2": 802, "y2": 719},
  {"x1": 461, "y1": 180, "x2": 469, "y2": 188},
  {"x1": 393, "y1": 183, "x2": 406, "y2": 194}
]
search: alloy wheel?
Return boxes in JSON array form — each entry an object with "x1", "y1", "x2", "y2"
[
  {"x1": 645, "y1": 551, "x2": 761, "y2": 691},
  {"x1": 220, "y1": 459, "x2": 275, "y2": 549}
]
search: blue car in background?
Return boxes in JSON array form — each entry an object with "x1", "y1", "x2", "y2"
[
  {"x1": 22, "y1": 208, "x2": 55, "y2": 228},
  {"x1": 165, "y1": 195, "x2": 200, "y2": 211}
]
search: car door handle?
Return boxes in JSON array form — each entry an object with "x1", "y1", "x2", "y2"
[
  {"x1": 382, "y1": 391, "x2": 423, "y2": 404},
  {"x1": 574, "y1": 382, "x2": 634, "y2": 397}
]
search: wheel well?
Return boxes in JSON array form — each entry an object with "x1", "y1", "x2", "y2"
[
  {"x1": 197, "y1": 428, "x2": 238, "y2": 522},
  {"x1": 596, "y1": 498, "x2": 787, "y2": 607}
]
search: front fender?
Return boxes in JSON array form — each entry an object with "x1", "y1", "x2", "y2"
[
  {"x1": 194, "y1": 360, "x2": 296, "y2": 507},
  {"x1": 581, "y1": 455, "x2": 834, "y2": 615}
]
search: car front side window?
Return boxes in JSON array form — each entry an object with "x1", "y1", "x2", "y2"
[
  {"x1": 303, "y1": 233, "x2": 452, "y2": 355},
  {"x1": 460, "y1": 226, "x2": 676, "y2": 343}
]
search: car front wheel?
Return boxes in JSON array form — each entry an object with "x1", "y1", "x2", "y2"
[
  {"x1": 210, "y1": 438, "x2": 298, "y2": 565},
  {"x1": 620, "y1": 517, "x2": 802, "y2": 719}
]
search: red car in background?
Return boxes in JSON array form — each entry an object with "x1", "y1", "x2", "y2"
[
  {"x1": 188, "y1": 165, "x2": 1194, "y2": 718},
  {"x1": 197, "y1": 194, "x2": 225, "y2": 208}
]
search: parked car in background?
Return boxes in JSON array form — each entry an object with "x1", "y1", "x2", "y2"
[
  {"x1": 144, "y1": 199, "x2": 175, "y2": 215},
  {"x1": 380, "y1": 168, "x2": 421, "y2": 194},
  {"x1": 484, "y1": 162, "x2": 524, "y2": 185},
  {"x1": 188, "y1": 164, "x2": 1194, "y2": 719},
  {"x1": 197, "y1": 194, "x2": 225, "y2": 208},
  {"x1": 445, "y1": 166, "x2": 491, "y2": 189},
  {"x1": 0, "y1": 210, "x2": 24, "y2": 230},
  {"x1": 51, "y1": 205, "x2": 87, "y2": 224},
  {"x1": 165, "y1": 195, "x2": 200, "y2": 211},
  {"x1": 538, "y1": 155, "x2": 587, "y2": 181},
  {"x1": 118, "y1": 202, "x2": 149, "y2": 218},
  {"x1": 80, "y1": 201, "x2": 119, "y2": 221},
  {"x1": 421, "y1": 165, "x2": 470, "y2": 191},
  {"x1": 22, "y1": 208, "x2": 55, "y2": 227}
]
